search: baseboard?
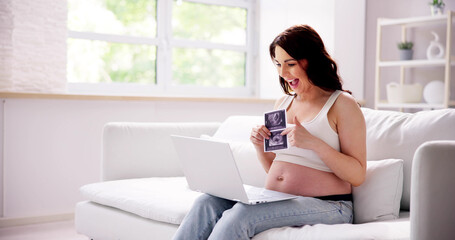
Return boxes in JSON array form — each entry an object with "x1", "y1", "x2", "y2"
[{"x1": 0, "y1": 212, "x2": 74, "y2": 228}]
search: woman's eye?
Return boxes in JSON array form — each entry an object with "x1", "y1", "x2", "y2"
[
  {"x1": 288, "y1": 63, "x2": 296, "y2": 67},
  {"x1": 275, "y1": 63, "x2": 281, "y2": 67}
]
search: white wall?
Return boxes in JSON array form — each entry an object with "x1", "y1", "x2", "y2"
[
  {"x1": 258, "y1": 0, "x2": 366, "y2": 100},
  {"x1": 334, "y1": 0, "x2": 366, "y2": 100},
  {"x1": 1, "y1": 97, "x2": 273, "y2": 218}
]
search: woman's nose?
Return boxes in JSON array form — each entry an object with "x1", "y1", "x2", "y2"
[{"x1": 279, "y1": 66, "x2": 289, "y2": 78}]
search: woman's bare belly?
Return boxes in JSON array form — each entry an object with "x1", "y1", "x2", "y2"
[{"x1": 266, "y1": 161, "x2": 352, "y2": 197}]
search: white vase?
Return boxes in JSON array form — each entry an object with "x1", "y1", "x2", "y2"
[{"x1": 426, "y1": 32, "x2": 445, "y2": 60}]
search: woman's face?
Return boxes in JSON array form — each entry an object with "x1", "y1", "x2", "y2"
[{"x1": 273, "y1": 46, "x2": 308, "y2": 93}]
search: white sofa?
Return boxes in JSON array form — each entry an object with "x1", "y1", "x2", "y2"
[{"x1": 75, "y1": 108, "x2": 455, "y2": 240}]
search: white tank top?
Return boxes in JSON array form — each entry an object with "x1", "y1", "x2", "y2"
[{"x1": 273, "y1": 90, "x2": 342, "y2": 172}]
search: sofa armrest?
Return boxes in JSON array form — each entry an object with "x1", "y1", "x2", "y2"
[
  {"x1": 102, "y1": 122, "x2": 221, "y2": 181},
  {"x1": 410, "y1": 140, "x2": 455, "y2": 240}
]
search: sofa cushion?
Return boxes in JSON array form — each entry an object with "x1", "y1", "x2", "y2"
[
  {"x1": 213, "y1": 115, "x2": 263, "y2": 142},
  {"x1": 80, "y1": 177, "x2": 201, "y2": 225},
  {"x1": 362, "y1": 108, "x2": 455, "y2": 211},
  {"x1": 352, "y1": 159, "x2": 404, "y2": 223}
]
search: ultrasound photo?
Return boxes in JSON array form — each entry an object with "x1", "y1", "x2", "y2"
[
  {"x1": 264, "y1": 109, "x2": 288, "y2": 152},
  {"x1": 264, "y1": 129, "x2": 288, "y2": 152},
  {"x1": 264, "y1": 109, "x2": 287, "y2": 131}
]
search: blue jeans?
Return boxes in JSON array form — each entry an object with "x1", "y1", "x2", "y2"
[{"x1": 173, "y1": 194, "x2": 353, "y2": 240}]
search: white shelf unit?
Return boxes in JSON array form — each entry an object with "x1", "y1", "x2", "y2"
[{"x1": 374, "y1": 11, "x2": 454, "y2": 110}]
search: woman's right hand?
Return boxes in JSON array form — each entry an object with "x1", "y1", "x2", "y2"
[
  {"x1": 250, "y1": 125, "x2": 275, "y2": 172},
  {"x1": 250, "y1": 125, "x2": 271, "y2": 148}
]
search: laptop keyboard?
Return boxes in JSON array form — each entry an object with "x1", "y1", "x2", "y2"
[{"x1": 245, "y1": 186, "x2": 271, "y2": 200}]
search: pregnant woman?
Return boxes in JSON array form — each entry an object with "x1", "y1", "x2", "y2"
[{"x1": 173, "y1": 24, "x2": 366, "y2": 240}]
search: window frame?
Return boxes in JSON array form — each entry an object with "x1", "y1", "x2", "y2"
[{"x1": 67, "y1": 0, "x2": 257, "y2": 97}]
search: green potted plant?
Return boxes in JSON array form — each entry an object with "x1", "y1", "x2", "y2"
[
  {"x1": 397, "y1": 41, "x2": 413, "y2": 60},
  {"x1": 429, "y1": 0, "x2": 445, "y2": 15}
]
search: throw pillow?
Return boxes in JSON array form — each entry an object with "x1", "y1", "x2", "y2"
[
  {"x1": 352, "y1": 159, "x2": 404, "y2": 224},
  {"x1": 212, "y1": 116, "x2": 263, "y2": 142}
]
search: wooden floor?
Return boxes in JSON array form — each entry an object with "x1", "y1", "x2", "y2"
[{"x1": 0, "y1": 220, "x2": 89, "y2": 240}]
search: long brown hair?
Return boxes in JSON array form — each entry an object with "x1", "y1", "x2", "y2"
[{"x1": 269, "y1": 24, "x2": 350, "y2": 95}]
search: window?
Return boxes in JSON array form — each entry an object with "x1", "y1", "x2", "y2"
[{"x1": 67, "y1": 0, "x2": 256, "y2": 97}]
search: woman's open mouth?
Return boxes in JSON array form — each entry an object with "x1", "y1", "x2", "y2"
[{"x1": 288, "y1": 79, "x2": 300, "y2": 89}]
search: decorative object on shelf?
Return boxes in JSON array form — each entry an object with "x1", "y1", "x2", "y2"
[
  {"x1": 423, "y1": 80, "x2": 445, "y2": 104},
  {"x1": 426, "y1": 31, "x2": 445, "y2": 60},
  {"x1": 397, "y1": 41, "x2": 413, "y2": 60},
  {"x1": 429, "y1": 0, "x2": 445, "y2": 16},
  {"x1": 386, "y1": 82, "x2": 423, "y2": 103}
]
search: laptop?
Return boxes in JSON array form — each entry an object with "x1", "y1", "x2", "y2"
[{"x1": 171, "y1": 135, "x2": 297, "y2": 205}]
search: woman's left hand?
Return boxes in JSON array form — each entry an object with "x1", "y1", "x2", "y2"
[{"x1": 281, "y1": 116, "x2": 319, "y2": 149}]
